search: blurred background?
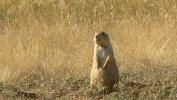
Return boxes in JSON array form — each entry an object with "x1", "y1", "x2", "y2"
[{"x1": 0, "y1": 0, "x2": 177, "y2": 85}]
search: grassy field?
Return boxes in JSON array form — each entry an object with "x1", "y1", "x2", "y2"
[{"x1": 0, "y1": 0, "x2": 177, "y2": 99}]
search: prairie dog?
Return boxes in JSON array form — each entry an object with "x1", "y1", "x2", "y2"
[{"x1": 90, "y1": 31, "x2": 119, "y2": 92}]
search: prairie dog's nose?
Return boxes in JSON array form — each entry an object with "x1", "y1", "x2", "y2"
[{"x1": 96, "y1": 36, "x2": 99, "y2": 38}]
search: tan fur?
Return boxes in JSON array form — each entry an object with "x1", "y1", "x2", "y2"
[{"x1": 90, "y1": 31, "x2": 120, "y2": 92}]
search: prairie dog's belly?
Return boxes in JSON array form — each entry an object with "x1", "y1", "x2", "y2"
[
  {"x1": 94, "y1": 67, "x2": 116, "y2": 80},
  {"x1": 97, "y1": 48, "x2": 107, "y2": 65}
]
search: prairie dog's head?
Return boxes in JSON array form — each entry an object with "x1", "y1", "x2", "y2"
[{"x1": 94, "y1": 31, "x2": 110, "y2": 47}]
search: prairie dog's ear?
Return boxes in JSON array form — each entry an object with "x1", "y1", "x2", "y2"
[{"x1": 101, "y1": 31, "x2": 106, "y2": 35}]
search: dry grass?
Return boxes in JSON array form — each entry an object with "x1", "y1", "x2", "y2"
[{"x1": 0, "y1": 0, "x2": 177, "y2": 99}]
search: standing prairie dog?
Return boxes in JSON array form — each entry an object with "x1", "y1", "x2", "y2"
[{"x1": 90, "y1": 31, "x2": 120, "y2": 92}]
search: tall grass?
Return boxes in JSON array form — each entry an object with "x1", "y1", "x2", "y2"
[
  {"x1": 0, "y1": 0, "x2": 176, "y2": 81},
  {"x1": 0, "y1": 0, "x2": 177, "y2": 99}
]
